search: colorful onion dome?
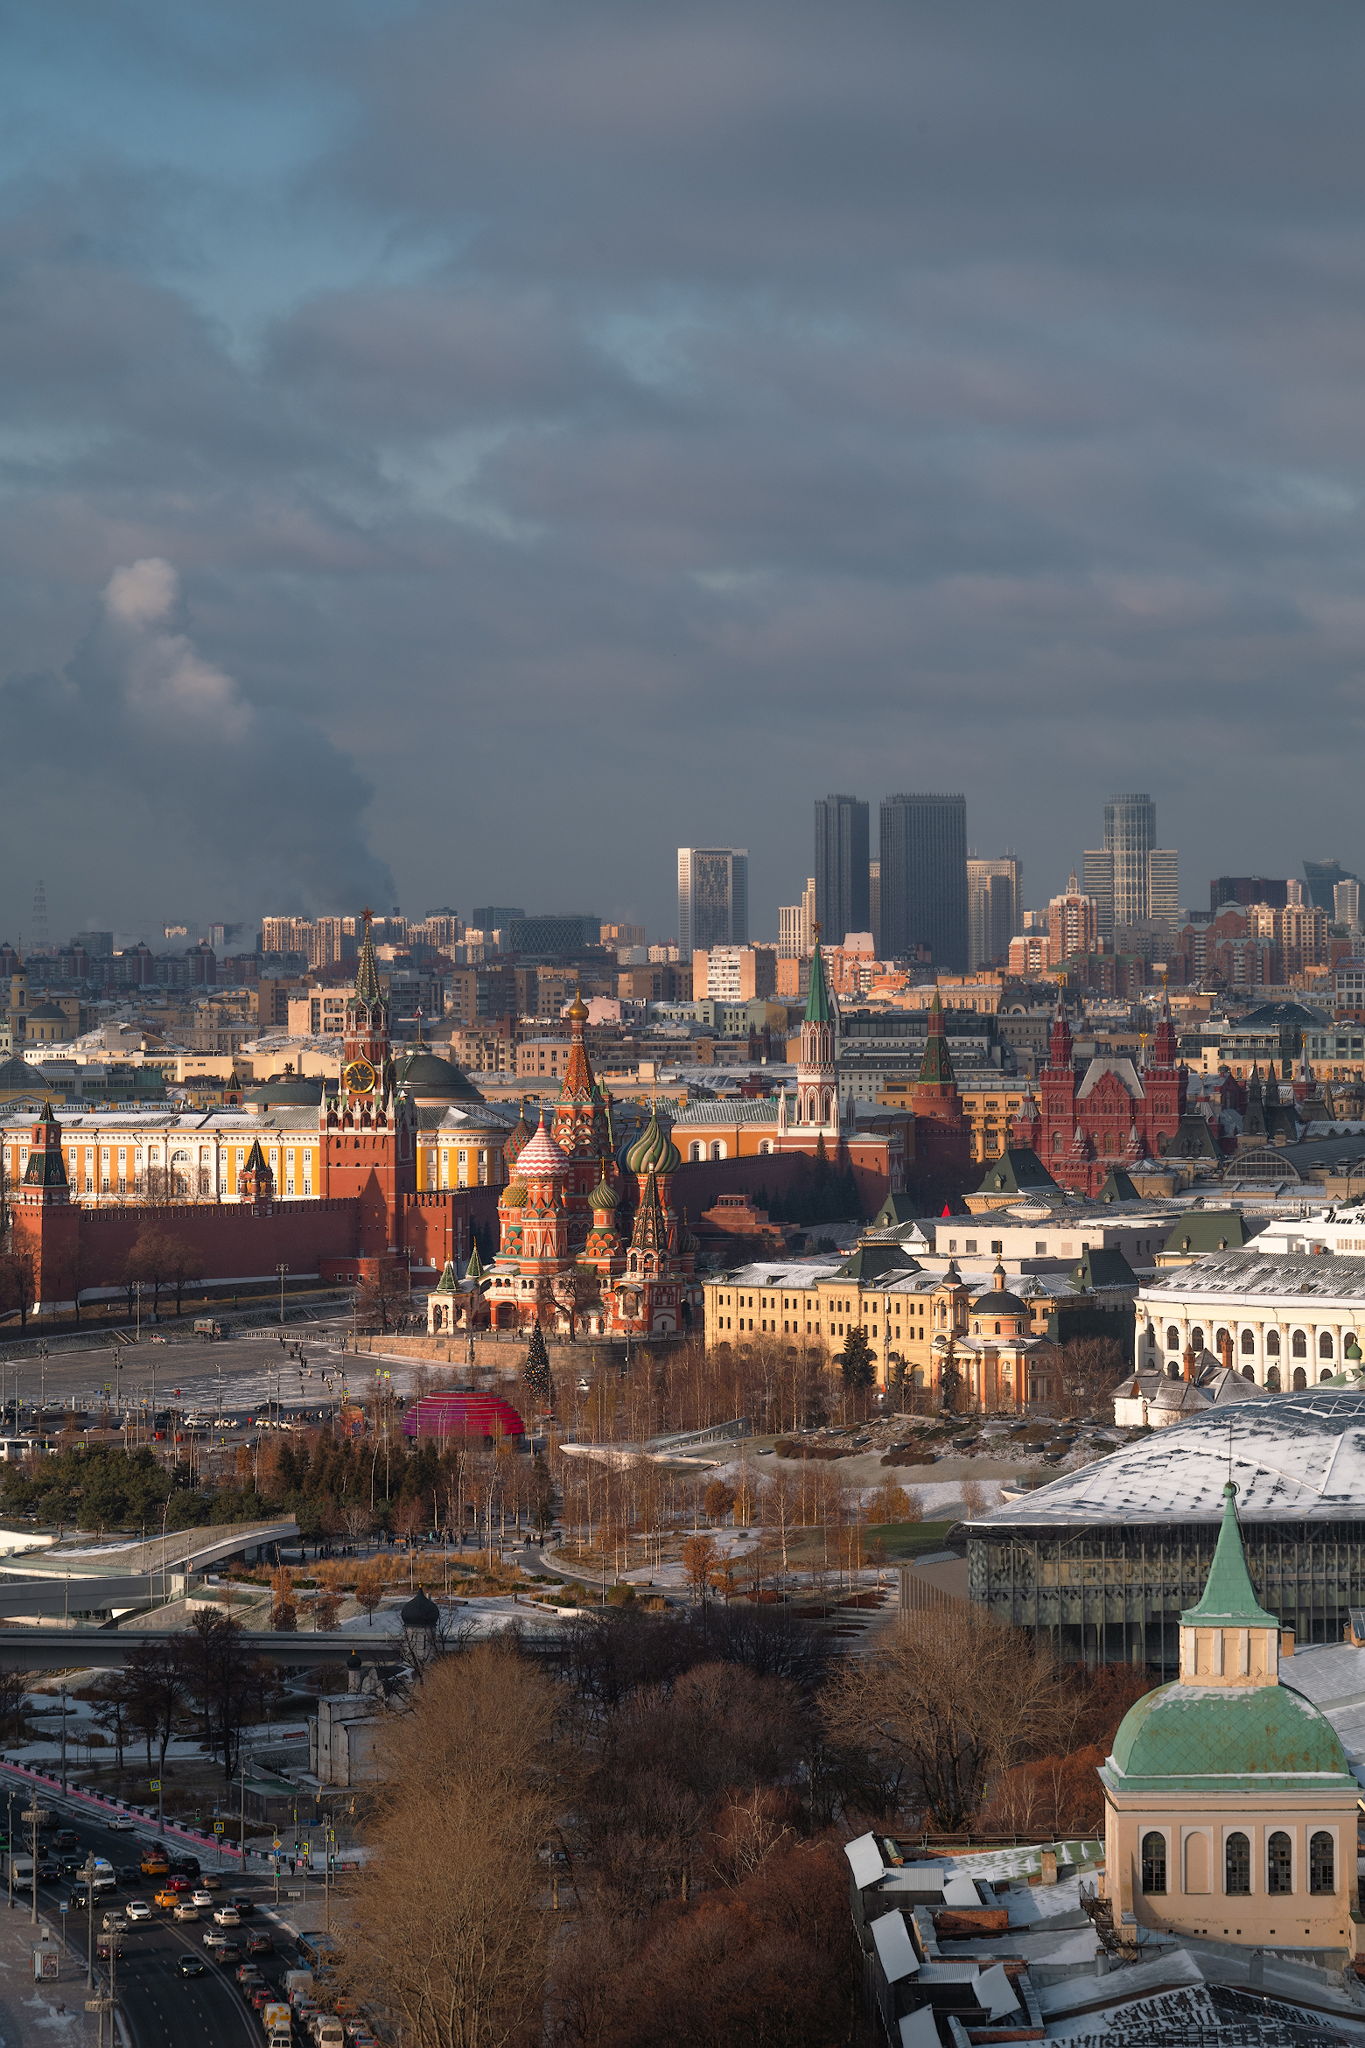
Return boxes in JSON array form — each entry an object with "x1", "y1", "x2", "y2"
[
  {"x1": 500, "y1": 1180, "x2": 528, "y2": 1209},
  {"x1": 625, "y1": 1107, "x2": 681, "y2": 1177},
  {"x1": 515, "y1": 1117, "x2": 573, "y2": 1179}
]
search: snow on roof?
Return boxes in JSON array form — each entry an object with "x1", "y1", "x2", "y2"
[
  {"x1": 1142, "y1": 1249, "x2": 1365, "y2": 1305},
  {"x1": 971, "y1": 1389, "x2": 1365, "y2": 1527}
]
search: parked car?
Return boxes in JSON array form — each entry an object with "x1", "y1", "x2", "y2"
[
  {"x1": 125, "y1": 1900, "x2": 151, "y2": 1922},
  {"x1": 177, "y1": 1954, "x2": 205, "y2": 1979}
]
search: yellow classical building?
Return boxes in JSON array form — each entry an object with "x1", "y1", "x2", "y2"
[{"x1": 1101, "y1": 1482, "x2": 1362, "y2": 1962}]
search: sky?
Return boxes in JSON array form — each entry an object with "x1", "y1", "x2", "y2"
[{"x1": 5, "y1": 0, "x2": 1365, "y2": 943}]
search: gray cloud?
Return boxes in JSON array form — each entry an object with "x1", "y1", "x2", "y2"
[{"x1": 5, "y1": 1, "x2": 1365, "y2": 936}]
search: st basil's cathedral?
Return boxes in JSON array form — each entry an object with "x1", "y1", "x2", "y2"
[{"x1": 428, "y1": 991, "x2": 702, "y2": 1340}]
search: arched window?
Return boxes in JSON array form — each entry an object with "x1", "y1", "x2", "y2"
[
  {"x1": 689, "y1": 1142, "x2": 703, "y2": 1162},
  {"x1": 1267, "y1": 1831, "x2": 1292, "y2": 1895},
  {"x1": 1321, "y1": 1369, "x2": 1335, "y2": 1382},
  {"x1": 758, "y1": 1140, "x2": 773, "y2": 1155},
  {"x1": 1266, "y1": 1366, "x2": 1282, "y2": 1391},
  {"x1": 709, "y1": 1141, "x2": 725, "y2": 1161},
  {"x1": 1266, "y1": 1330, "x2": 1281, "y2": 1356},
  {"x1": 1225, "y1": 1831, "x2": 1251, "y2": 1895},
  {"x1": 1190, "y1": 1326, "x2": 1205, "y2": 1352},
  {"x1": 1141, "y1": 1832, "x2": 1167, "y2": 1895},
  {"x1": 1292, "y1": 1330, "x2": 1308, "y2": 1359},
  {"x1": 1240, "y1": 1329, "x2": 1255, "y2": 1355},
  {"x1": 1293, "y1": 1366, "x2": 1307, "y2": 1390},
  {"x1": 1166, "y1": 1325, "x2": 1180, "y2": 1352},
  {"x1": 1215, "y1": 1327, "x2": 1230, "y2": 1352},
  {"x1": 1320, "y1": 1330, "x2": 1335, "y2": 1359},
  {"x1": 1309, "y1": 1831, "x2": 1335, "y2": 1895},
  {"x1": 1242, "y1": 1365, "x2": 1255, "y2": 1381}
]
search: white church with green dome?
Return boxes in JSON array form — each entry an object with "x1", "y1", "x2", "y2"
[{"x1": 1101, "y1": 1479, "x2": 1363, "y2": 1961}]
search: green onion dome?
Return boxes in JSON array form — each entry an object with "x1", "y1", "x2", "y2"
[
  {"x1": 589, "y1": 1172, "x2": 620, "y2": 1210},
  {"x1": 625, "y1": 1108, "x2": 681, "y2": 1177}
]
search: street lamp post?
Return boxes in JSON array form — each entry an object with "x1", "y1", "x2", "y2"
[
  {"x1": 79, "y1": 1853, "x2": 97, "y2": 1988},
  {"x1": 20, "y1": 1807, "x2": 48, "y2": 1926},
  {"x1": 276, "y1": 1264, "x2": 289, "y2": 1325},
  {"x1": 59, "y1": 1681, "x2": 68, "y2": 1793}
]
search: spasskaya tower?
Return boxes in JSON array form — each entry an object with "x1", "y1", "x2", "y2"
[{"x1": 318, "y1": 910, "x2": 415, "y2": 1261}]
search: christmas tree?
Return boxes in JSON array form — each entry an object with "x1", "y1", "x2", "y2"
[{"x1": 522, "y1": 1322, "x2": 554, "y2": 1412}]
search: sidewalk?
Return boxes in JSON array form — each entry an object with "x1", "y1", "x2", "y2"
[{"x1": 0, "y1": 1891, "x2": 87, "y2": 2046}]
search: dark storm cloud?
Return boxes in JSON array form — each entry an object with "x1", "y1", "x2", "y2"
[{"x1": 5, "y1": 0, "x2": 1365, "y2": 934}]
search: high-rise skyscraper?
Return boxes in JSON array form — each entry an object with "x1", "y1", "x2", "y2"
[
  {"x1": 1147, "y1": 847, "x2": 1180, "y2": 932},
  {"x1": 878, "y1": 794, "x2": 968, "y2": 971},
  {"x1": 966, "y1": 855, "x2": 1022, "y2": 970},
  {"x1": 778, "y1": 878, "x2": 816, "y2": 960},
  {"x1": 1304, "y1": 860, "x2": 1357, "y2": 916},
  {"x1": 1083, "y1": 794, "x2": 1177, "y2": 942},
  {"x1": 1104, "y1": 793, "x2": 1156, "y2": 928},
  {"x1": 677, "y1": 848, "x2": 748, "y2": 958},
  {"x1": 813, "y1": 794, "x2": 870, "y2": 945}
]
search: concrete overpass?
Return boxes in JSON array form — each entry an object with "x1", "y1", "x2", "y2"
[{"x1": 0, "y1": 1627, "x2": 410, "y2": 1671}]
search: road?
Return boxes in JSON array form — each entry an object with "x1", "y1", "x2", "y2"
[{"x1": 0, "y1": 1768, "x2": 311, "y2": 2048}]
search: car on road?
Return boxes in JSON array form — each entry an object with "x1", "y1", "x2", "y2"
[
  {"x1": 164, "y1": 1873, "x2": 192, "y2": 1893},
  {"x1": 53, "y1": 1829, "x2": 78, "y2": 1851},
  {"x1": 190, "y1": 1889, "x2": 213, "y2": 1907},
  {"x1": 37, "y1": 1859, "x2": 60, "y2": 1882},
  {"x1": 125, "y1": 1900, "x2": 151, "y2": 1922},
  {"x1": 116, "y1": 1865, "x2": 143, "y2": 1886},
  {"x1": 229, "y1": 1893, "x2": 255, "y2": 1915},
  {"x1": 177, "y1": 1954, "x2": 205, "y2": 1978},
  {"x1": 105, "y1": 1816, "x2": 135, "y2": 1832},
  {"x1": 213, "y1": 1904, "x2": 240, "y2": 1926},
  {"x1": 213, "y1": 1940, "x2": 244, "y2": 1965},
  {"x1": 199, "y1": 1871, "x2": 221, "y2": 1889},
  {"x1": 246, "y1": 1933, "x2": 273, "y2": 1956},
  {"x1": 173, "y1": 1902, "x2": 200, "y2": 1922},
  {"x1": 169, "y1": 1854, "x2": 201, "y2": 1877},
  {"x1": 236, "y1": 1964, "x2": 265, "y2": 1987},
  {"x1": 153, "y1": 1888, "x2": 180, "y2": 1910}
]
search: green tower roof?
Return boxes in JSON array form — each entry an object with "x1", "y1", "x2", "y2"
[
  {"x1": 804, "y1": 940, "x2": 831, "y2": 1025},
  {"x1": 1181, "y1": 1481, "x2": 1279, "y2": 1629},
  {"x1": 1108, "y1": 1679, "x2": 1353, "y2": 1793}
]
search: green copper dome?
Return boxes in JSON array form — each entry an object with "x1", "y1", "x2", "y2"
[
  {"x1": 1109, "y1": 1681, "x2": 1352, "y2": 1793},
  {"x1": 589, "y1": 1173, "x2": 620, "y2": 1210},
  {"x1": 626, "y1": 1109, "x2": 681, "y2": 1176}
]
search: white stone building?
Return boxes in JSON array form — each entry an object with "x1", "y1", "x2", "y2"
[{"x1": 1135, "y1": 1251, "x2": 1365, "y2": 1389}]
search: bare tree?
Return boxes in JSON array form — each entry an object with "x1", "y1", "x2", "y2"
[
  {"x1": 341, "y1": 1646, "x2": 557, "y2": 2048},
  {"x1": 823, "y1": 1607, "x2": 1065, "y2": 1831}
]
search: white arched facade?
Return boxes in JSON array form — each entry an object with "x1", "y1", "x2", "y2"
[{"x1": 1136, "y1": 1267, "x2": 1365, "y2": 1391}]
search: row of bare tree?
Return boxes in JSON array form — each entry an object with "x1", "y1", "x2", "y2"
[{"x1": 337, "y1": 1599, "x2": 1151, "y2": 2047}]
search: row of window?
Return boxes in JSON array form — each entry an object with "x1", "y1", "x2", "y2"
[
  {"x1": 1165, "y1": 1324, "x2": 1347, "y2": 1359},
  {"x1": 1141, "y1": 1829, "x2": 1334, "y2": 1896}
]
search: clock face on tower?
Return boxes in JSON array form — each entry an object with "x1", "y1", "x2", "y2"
[{"x1": 343, "y1": 1058, "x2": 377, "y2": 1096}]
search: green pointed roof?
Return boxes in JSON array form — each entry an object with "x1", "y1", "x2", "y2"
[
  {"x1": 804, "y1": 940, "x2": 831, "y2": 1025},
  {"x1": 974, "y1": 1147, "x2": 1059, "y2": 1196},
  {"x1": 354, "y1": 913, "x2": 383, "y2": 1008},
  {"x1": 464, "y1": 1241, "x2": 485, "y2": 1283},
  {"x1": 917, "y1": 992, "x2": 956, "y2": 1087},
  {"x1": 1181, "y1": 1482, "x2": 1279, "y2": 1629},
  {"x1": 1095, "y1": 1166, "x2": 1139, "y2": 1203},
  {"x1": 433, "y1": 1258, "x2": 459, "y2": 1294}
]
